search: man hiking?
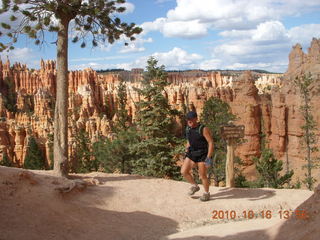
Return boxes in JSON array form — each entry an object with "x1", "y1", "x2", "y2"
[{"x1": 181, "y1": 111, "x2": 214, "y2": 201}]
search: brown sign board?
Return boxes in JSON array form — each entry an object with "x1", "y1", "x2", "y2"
[{"x1": 221, "y1": 124, "x2": 245, "y2": 139}]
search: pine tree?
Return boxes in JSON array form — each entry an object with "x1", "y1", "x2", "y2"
[
  {"x1": 0, "y1": 152, "x2": 12, "y2": 167},
  {"x1": 94, "y1": 76, "x2": 138, "y2": 174},
  {"x1": 0, "y1": 0, "x2": 142, "y2": 177},
  {"x1": 2, "y1": 76, "x2": 17, "y2": 113},
  {"x1": 114, "y1": 77, "x2": 129, "y2": 132},
  {"x1": 130, "y1": 57, "x2": 180, "y2": 179},
  {"x1": 73, "y1": 129, "x2": 97, "y2": 173},
  {"x1": 24, "y1": 137, "x2": 46, "y2": 170},
  {"x1": 235, "y1": 112, "x2": 295, "y2": 189},
  {"x1": 200, "y1": 97, "x2": 236, "y2": 185},
  {"x1": 253, "y1": 148, "x2": 294, "y2": 188},
  {"x1": 294, "y1": 73, "x2": 319, "y2": 190},
  {"x1": 93, "y1": 127, "x2": 138, "y2": 174},
  {"x1": 104, "y1": 95, "x2": 116, "y2": 120}
]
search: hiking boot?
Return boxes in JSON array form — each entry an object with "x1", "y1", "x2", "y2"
[
  {"x1": 188, "y1": 185, "x2": 200, "y2": 195},
  {"x1": 200, "y1": 192, "x2": 210, "y2": 201}
]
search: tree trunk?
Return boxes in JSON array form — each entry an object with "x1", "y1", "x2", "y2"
[
  {"x1": 53, "y1": 18, "x2": 69, "y2": 177},
  {"x1": 306, "y1": 105, "x2": 312, "y2": 190},
  {"x1": 303, "y1": 91, "x2": 312, "y2": 190},
  {"x1": 226, "y1": 138, "x2": 235, "y2": 187}
]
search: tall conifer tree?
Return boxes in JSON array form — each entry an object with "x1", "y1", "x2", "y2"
[
  {"x1": 295, "y1": 73, "x2": 319, "y2": 190},
  {"x1": 0, "y1": 0, "x2": 142, "y2": 177},
  {"x1": 130, "y1": 57, "x2": 180, "y2": 179}
]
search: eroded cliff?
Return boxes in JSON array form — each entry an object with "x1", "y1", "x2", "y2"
[{"x1": 0, "y1": 38, "x2": 319, "y2": 183}]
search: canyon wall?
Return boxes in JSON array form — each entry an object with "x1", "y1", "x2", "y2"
[
  {"x1": 0, "y1": 38, "x2": 319, "y2": 183},
  {"x1": 270, "y1": 38, "x2": 320, "y2": 181}
]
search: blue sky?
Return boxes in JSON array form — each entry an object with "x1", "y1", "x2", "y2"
[{"x1": 1, "y1": 0, "x2": 320, "y2": 73}]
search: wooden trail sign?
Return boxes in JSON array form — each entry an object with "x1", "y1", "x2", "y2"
[
  {"x1": 221, "y1": 124, "x2": 245, "y2": 139},
  {"x1": 220, "y1": 122, "x2": 245, "y2": 187}
]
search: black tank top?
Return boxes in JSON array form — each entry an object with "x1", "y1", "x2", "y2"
[{"x1": 186, "y1": 123, "x2": 208, "y2": 151}]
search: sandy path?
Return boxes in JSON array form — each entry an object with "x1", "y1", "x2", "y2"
[{"x1": 0, "y1": 167, "x2": 318, "y2": 240}]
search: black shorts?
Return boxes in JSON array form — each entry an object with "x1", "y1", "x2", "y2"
[{"x1": 186, "y1": 149, "x2": 208, "y2": 163}]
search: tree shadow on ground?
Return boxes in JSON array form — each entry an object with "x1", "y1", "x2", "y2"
[
  {"x1": 0, "y1": 168, "x2": 180, "y2": 240},
  {"x1": 209, "y1": 187, "x2": 276, "y2": 201},
  {"x1": 1, "y1": 202, "x2": 179, "y2": 240}
]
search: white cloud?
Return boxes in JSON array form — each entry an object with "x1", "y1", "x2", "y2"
[
  {"x1": 252, "y1": 21, "x2": 288, "y2": 42},
  {"x1": 165, "y1": 0, "x2": 280, "y2": 32},
  {"x1": 167, "y1": 0, "x2": 320, "y2": 24},
  {"x1": 162, "y1": 20, "x2": 208, "y2": 38},
  {"x1": 0, "y1": 4, "x2": 27, "y2": 34},
  {"x1": 167, "y1": 0, "x2": 248, "y2": 22},
  {"x1": 119, "y1": 45, "x2": 145, "y2": 54},
  {"x1": 142, "y1": 18, "x2": 207, "y2": 39},
  {"x1": 0, "y1": 47, "x2": 39, "y2": 68},
  {"x1": 70, "y1": 59, "x2": 144, "y2": 71},
  {"x1": 119, "y1": 37, "x2": 153, "y2": 53},
  {"x1": 123, "y1": 47, "x2": 203, "y2": 70},
  {"x1": 288, "y1": 24, "x2": 320, "y2": 47},
  {"x1": 202, "y1": 20, "x2": 320, "y2": 73},
  {"x1": 1, "y1": 47, "x2": 31, "y2": 61},
  {"x1": 142, "y1": 0, "x2": 320, "y2": 39},
  {"x1": 214, "y1": 42, "x2": 253, "y2": 56},
  {"x1": 1, "y1": 0, "x2": 319, "y2": 73},
  {"x1": 70, "y1": 55, "x2": 130, "y2": 62},
  {"x1": 198, "y1": 59, "x2": 222, "y2": 70},
  {"x1": 97, "y1": 42, "x2": 113, "y2": 52},
  {"x1": 141, "y1": 18, "x2": 166, "y2": 35},
  {"x1": 120, "y1": 2, "x2": 135, "y2": 14},
  {"x1": 151, "y1": 47, "x2": 203, "y2": 69},
  {"x1": 219, "y1": 21, "x2": 288, "y2": 42},
  {"x1": 219, "y1": 29, "x2": 254, "y2": 39},
  {"x1": 133, "y1": 48, "x2": 202, "y2": 70},
  {"x1": 212, "y1": 22, "x2": 318, "y2": 62},
  {"x1": 225, "y1": 61, "x2": 288, "y2": 73},
  {"x1": 71, "y1": 47, "x2": 203, "y2": 71},
  {"x1": 208, "y1": 20, "x2": 300, "y2": 72}
]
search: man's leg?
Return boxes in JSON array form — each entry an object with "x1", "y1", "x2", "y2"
[
  {"x1": 198, "y1": 162, "x2": 209, "y2": 193},
  {"x1": 181, "y1": 157, "x2": 196, "y2": 184},
  {"x1": 181, "y1": 157, "x2": 200, "y2": 195}
]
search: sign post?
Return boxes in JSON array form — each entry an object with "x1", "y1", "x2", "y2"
[{"x1": 221, "y1": 122, "x2": 245, "y2": 187}]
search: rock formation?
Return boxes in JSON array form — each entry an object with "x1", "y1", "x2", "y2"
[
  {"x1": 0, "y1": 38, "x2": 319, "y2": 184},
  {"x1": 269, "y1": 38, "x2": 320, "y2": 181}
]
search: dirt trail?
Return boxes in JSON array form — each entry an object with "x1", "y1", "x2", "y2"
[{"x1": 0, "y1": 166, "x2": 318, "y2": 240}]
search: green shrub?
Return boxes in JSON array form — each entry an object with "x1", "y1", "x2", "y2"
[
  {"x1": 23, "y1": 137, "x2": 46, "y2": 170},
  {"x1": 130, "y1": 57, "x2": 181, "y2": 179},
  {"x1": 253, "y1": 148, "x2": 294, "y2": 189},
  {"x1": 0, "y1": 152, "x2": 13, "y2": 167},
  {"x1": 201, "y1": 97, "x2": 237, "y2": 184},
  {"x1": 72, "y1": 129, "x2": 97, "y2": 173}
]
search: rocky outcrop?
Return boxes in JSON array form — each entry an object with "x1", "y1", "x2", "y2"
[
  {"x1": 286, "y1": 38, "x2": 320, "y2": 78},
  {"x1": 0, "y1": 38, "x2": 319, "y2": 184},
  {"x1": 0, "y1": 60, "x2": 116, "y2": 167},
  {"x1": 229, "y1": 71, "x2": 260, "y2": 164},
  {"x1": 269, "y1": 37, "x2": 320, "y2": 180},
  {"x1": 0, "y1": 62, "x2": 270, "y2": 168}
]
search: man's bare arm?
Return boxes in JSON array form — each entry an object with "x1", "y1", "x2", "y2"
[
  {"x1": 185, "y1": 140, "x2": 190, "y2": 152},
  {"x1": 203, "y1": 127, "x2": 214, "y2": 158}
]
